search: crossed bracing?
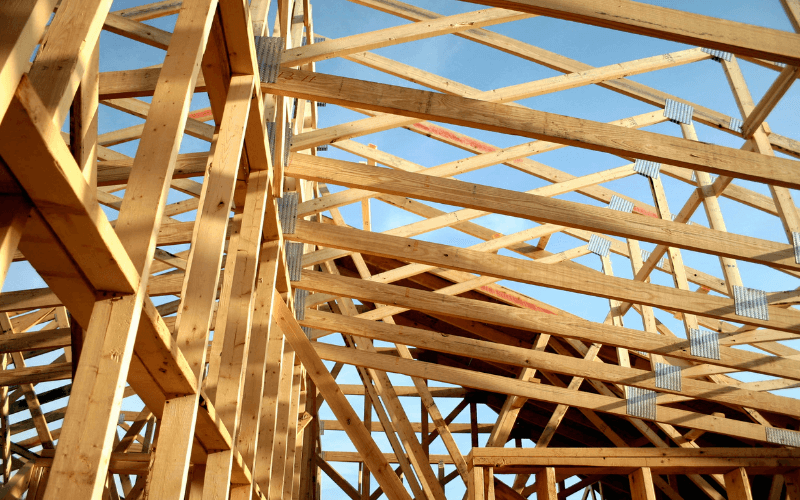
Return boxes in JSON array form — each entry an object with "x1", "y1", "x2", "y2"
[{"x1": 1, "y1": 0, "x2": 800, "y2": 499}]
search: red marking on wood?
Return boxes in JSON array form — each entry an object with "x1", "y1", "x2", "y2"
[
  {"x1": 633, "y1": 206, "x2": 659, "y2": 218},
  {"x1": 410, "y1": 123, "x2": 498, "y2": 154},
  {"x1": 189, "y1": 108, "x2": 213, "y2": 120},
  {"x1": 479, "y1": 286, "x2": 555, "y2": 315},
  {"x1": 492, "y1": 233, "x2": 503, "y2": 239}
]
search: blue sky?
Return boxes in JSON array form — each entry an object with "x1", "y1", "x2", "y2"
[{"x1": 4, "y1": 0, "x2": 800, "y2": 498}]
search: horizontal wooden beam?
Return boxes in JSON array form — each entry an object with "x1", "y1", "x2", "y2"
[
  {"x1": 468, "y1": 447, "x2": 800, "y2": 474},
  {"x1": 312, "y1": 342, "x2": 775, "y2": 445},
  {"x1": 301, "y1": 310, "x2": 800, "y2": 418},
  {"x1": 99, "y1": 68, "x2": 207, "y2": 100},
  {"x1": 286, "y1": 155, "x2": 799, "y2": 272},
  {"x1": 288, "y1": 220, "x2": 800, "y2": 334},
  {"x1": 264, "y1": 68, "x2": 800, "y2": 190},
  {"x1": 0, "y1": 328, "x2": 71, "y2": 353},
  {"x1": 0, "y1": 362, "x2": 72, "y2": 387},
  {"x1": 458, "y1": 0, "x2": 800, "y2": 66},
  {"x1": 297, "y1": 270, "x2": 800, "y2": 382}
]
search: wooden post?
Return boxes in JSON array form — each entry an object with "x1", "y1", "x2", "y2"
[
  {"x1": 536, "y1": 467, "x2": 557, "y2": 500},
  {"x1": 724, "y1": 467, "x2": 753, "y2": 500},
  {"x1": 628, "y1": 468, "x2": 657, "y2": 500}
]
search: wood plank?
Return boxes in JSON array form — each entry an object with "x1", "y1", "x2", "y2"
[
  {"x1": 273, "y1": 297, "x2": 412, "y2": 500},
  {"x1": 741, "y1": 65, "x2": 800, "y2": 138},
  {"x1": 0, "y1": 78, "x2": 140, "y2": 294},
  {"x1": 99, "y1": 68, "x2": 207, "y2": 100},
  {"x1": 299, "y1": 270, "x2": 800, "y2": 382},
  {"x1": 265, "y1": 68, "x2": 800, "y2": 190},
  {"x1": 26, "y1": 0, "x2": 112, "y2": 128},
  {"x1": 0, "y1": 0, "x2": 59, "y2": 122},
  {"x1": 281, "y1": 9, "x2": 530, "y2": 67},
  {"x1": 629, "y1": 468, "x2": 656, "y2": 500},
  {"x1": 354, "y1": 0, "x2": 799, "y2": 160},
  {"x1": 301, "y1": 309, "x2": 800, "y2": 418},
  {"x1": 535, "y1": 467, "x2": 557, "y2": 500},
  {"x1": 313, "y1": 343, "x2": 787, "y2": 445},
  {"x1": 0, "y1": 196, "x2": 29, "y2": 291},
  {"x1": 289, "y1": 156, "x2": 800, "y2": 272},
  {"x1": 145, "y1": 74, "x2": 254, "y2": 500},
  {"x1": 289, "y1": 220, "x2": 800, "y2": 334},
  {"x1": 43, "y1": 0, "x2": 218, "y2": 497},
  {"x1": 460, "y1": 0, "x2": 800, "y2": 66},
  {"x1": 724, "y1": 467, "x2": 753, "y2": 500}
]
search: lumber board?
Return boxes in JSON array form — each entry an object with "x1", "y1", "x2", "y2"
[
  {"x1": 265, "y1": 68, "x2": 800, "y2": 190},
  {"x1": 459, "y1": 0, "x2": 800, "y2": 66},
  {"x1": 313, "y1": 342, "x2": 781, "y2": 445},
  {"x1": 300, "y1": 310, "x2": 800, "y2": 418},
  {"x1": 287, "y1": 156, "x2": 800, "y2": 272},
  {"x1": 0, "y1": 77, "x2": 140, "y2": 294},
  {"x1": 273, "y1": 297, "x2": 413, "y2": 500},
  {"x1": 297, "y1": 270, "x2": 800, "y2": 381},
  {"x1": 289, "y1": 220, "x2": 800, "y2": 333}
]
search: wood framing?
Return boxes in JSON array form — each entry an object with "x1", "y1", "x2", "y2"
[{"x1": 0, "y1": 0, "x2": 799, "y2": 499}]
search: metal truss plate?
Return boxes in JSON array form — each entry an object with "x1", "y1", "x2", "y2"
[
  {"x1": 302, "y1": 36, "x2": 327, "y2": 45},
  {"x1": 729, "y1": 117, "x2": 743, "y2": 134},
  {"x1": 277, "y1": 191, "x2": 298, "y2": 234},
  {"x1": 701, "y1": 47, "x2": 732, "y2": 62},
  {"x1": 284, "y1": 125, "x2": 293, "y2": 167},
  {"x1": 654, "y1": 362, "x2": 681, "y2": 392},
  {"x1": 254, "y1": 36, "x2": 284, "y2": 83},
  {"x1": 664, "y1": 99, "x2": 694, "y2": 125},
  {"x1": 633, "y1": 159, "x2": 660, "y2": 178},
  {"x1": 266, "y1": 122, "x2": 293, "y2": 166},
  {"x1": 294, "y1": 288, "x2": 309, "y2": 321},
  {"x1": 689, "y1": 328, "x2": 720, "y2": 360},
  {"x1": 733, "y1": 285, "x2": 769, "y2": 321},
  {"x1": 793, "y1": 232, "x2": 800, "y2": 265},
  {"x1": 627, "y1": 386, "x2": 656, "y2": 420},
  {"x1": 608, "y1": 195, "x2": 633, "y2": 213},
  {"x1": 285, "y1": 241, "x2": 303, "y2": 282},
  {"x1": 588, "y1": 234, "x2": 611, "y2": 257},
  {"x1": 766, "y1": 427, "x2": 800, "y2": 447}
]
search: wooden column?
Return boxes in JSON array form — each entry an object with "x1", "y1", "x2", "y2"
[
  {"x1": 536, "y1": 467, "x2": 557, "y2": 500},
  {"x1": 143, "y1": 71, "x2": 252, "y2": 499},
  {"x1": 0, "y1": 196, "x2": 29, "y2": 291},
  {"x1": 629, "y1": 468, "x2": 656, "y2": 500},
  {"x1": 724, "y1": 468, "x2": 753, "y2": 500}
]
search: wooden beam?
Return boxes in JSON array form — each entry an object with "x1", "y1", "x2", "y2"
[
  {"x1": 458, "y1": 0, "x2": 800, "y2": 66},
  {"x1": 352, "y1": 0, "x2": 800, "y2": 158},
  {"x1": 536, "y1": 467, "x2": 557, "y2": 500},
  {"x1": 41, "y1": 0, "x2": 218, "y2": 497},
  {"x1": 629, "y1": 468, "x2": 656, "y2": 500},
  {"x1": 302, "y1": 309, "x2": 800, "y2": 418},
  {"x1": 724, "y1": 467, "x2": 753, "y2": 500},
  {"x1": 741, "y1": 64, "x2": 800, "y2": 138},
  {"x1": 299, "y1": 270, "x2": 800, "y2": 383},
  {"x1": 144, "y1": 74, "x2": 253, "y2": 500},
  {"x1": 0, "y1": 196, "x2": 29, "y2": 291},
  {"x1": 265, "y1": 68, "x2": 800, "y2": 190},
  {"x1": 26, "y1": 0, "x2": 112, "y2": 128},
  {"x1": 290, "y1": 220, "x2": 800, "y2": 335},
  {"x1": 281, "y1": 9, "x2": 529, "y2": 67},
  {"x1": 273, "y1": 297, "x2": 412, "y2": 500},
  {"x1": 288, "y1": 156, "x2": 800, "y2": 273},
  {"x1": 0, "y1": 0, "x2": 59, "y2": 123}
]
